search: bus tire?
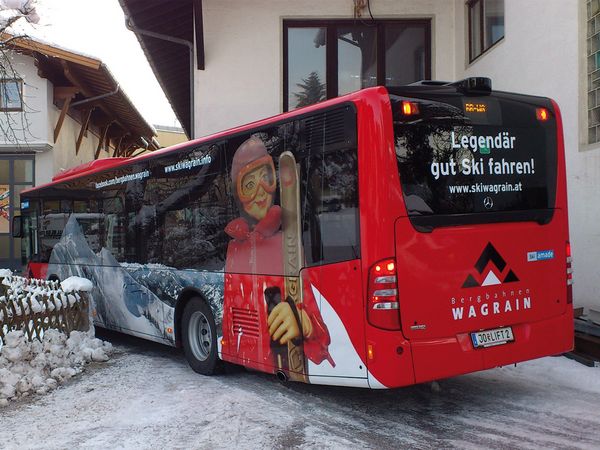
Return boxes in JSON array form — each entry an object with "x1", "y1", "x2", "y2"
[{"x1": 182, "y1": 297, "x2": 222, "y2": 375}]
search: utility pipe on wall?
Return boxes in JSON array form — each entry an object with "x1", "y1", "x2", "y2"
[{"x1": 124, "y1": 15, "x2": 195, "y2": 139}]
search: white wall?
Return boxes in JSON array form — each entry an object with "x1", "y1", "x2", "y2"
[
  {"x1": 0, "y1": 53, "x2": 115, "y2": 186},
  {"x1": 195, "y1": 0, "x2": 595, "y2": 310},
  {"x1": 0, "y1": 53, "x2": 52, "y2": 149},
  {"x1": 454, "y1": 0, "x2": 596, "y2": 311},
  {"x1": 196, "y1": 0, "x2": 457, "y2": 137}
]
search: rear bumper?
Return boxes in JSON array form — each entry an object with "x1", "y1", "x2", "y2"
[{"x1": 409, "y1": 309, "x2": 574, "y2": 384}]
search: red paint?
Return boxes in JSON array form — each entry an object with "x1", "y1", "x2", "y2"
[{"x1": 28, "y1": 262, "x2": 47, "y2": 280}]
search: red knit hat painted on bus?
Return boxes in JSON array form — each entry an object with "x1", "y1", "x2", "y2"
[{"x1": 231, "y1": 137, "x2": 276, "y2": 202}]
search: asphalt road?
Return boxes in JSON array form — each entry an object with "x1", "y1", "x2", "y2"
[{"x1": 2, "y1": 329, "x2": 599, "y2": 449}]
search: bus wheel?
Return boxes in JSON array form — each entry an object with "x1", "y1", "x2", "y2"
[{"x1": 182, "y1": 297, "x2": 222, "y2": 375}]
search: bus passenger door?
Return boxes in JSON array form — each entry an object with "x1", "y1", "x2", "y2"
[
  {"x1": 301, "y1": 262, "x2": 367, "y2": 385},
  {"x1": 298, "y1": 139, "x2": 367, "y2": 385}
]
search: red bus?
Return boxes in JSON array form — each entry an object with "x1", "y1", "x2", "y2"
[{"x1": 14, "y1": 78, "x2": 573, "y2": 388}]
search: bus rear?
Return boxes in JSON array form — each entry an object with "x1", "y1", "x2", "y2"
[{"x1": 360, "y1": 79, "x2": 572, "y2": 388}]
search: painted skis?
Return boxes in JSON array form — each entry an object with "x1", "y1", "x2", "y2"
[{"x1": 278, "y1": 151, "x2": 307, "y2": 382}]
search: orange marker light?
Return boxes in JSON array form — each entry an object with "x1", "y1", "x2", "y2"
[
  {"x1": 166, "y1": 327, "x2": 173, "y2": 334},
  {"x1": 368, "y1": 344, "x2": 375, "y2": 360},
  {"x1": 402, "y1": 101, "x2": 419, "y2": 116},
  {"x1": 536, "y1": 107, "x2": 549, "y2": 121}
]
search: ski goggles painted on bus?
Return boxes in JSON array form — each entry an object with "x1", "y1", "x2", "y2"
[{"x1": 237, "y1": 156, "x2": 277, "y2": 203}]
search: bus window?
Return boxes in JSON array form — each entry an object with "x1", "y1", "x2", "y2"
[
  {"x1": 144, "y1": 143, "x2": 232, "y2": 270},
  {"x1": 156, "y1": 173, "x2": 231, "y2": 270},
  {"x1": 39, "y1": 200, "x2": 65, "y2": 262},
  {"x1": 21, "y1": 200, "x2": 38, "y2": 264},
  {"x1": 392, "y1": 94, "x2": 557, "y2": 229},
  {"x1": 73, "y1": 200, "x2": 88, "y2": 213},
  {"x1": 78, "y1": 214, "x2": 103, "y2": 254},
  {"x1": 103, "y1": 196, "x2": 125, "y2": 263},
  {"x1": 60, "y1": 200, "x2": 72, "y2": 213},
  {"x1": 43, "y1": 199, "x2": 60, "y2": 214},
  {"x1": 301, "y1": 147, "x2": 360, "y2": 265}
]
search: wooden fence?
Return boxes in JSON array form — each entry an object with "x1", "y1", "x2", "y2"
[{"x1": 0, "y1": 275, "x2": 90, "y2": 344}]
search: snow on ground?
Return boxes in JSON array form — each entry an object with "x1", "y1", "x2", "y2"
[
  {"x1": 476, "y1": 355, "x2": 600, "y2": 395},
  {"x1": 1, "y1": 330, "x2": 599, "y2": 450}
]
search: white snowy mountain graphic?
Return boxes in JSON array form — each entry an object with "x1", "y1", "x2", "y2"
[{"x1": 481, "y1": 269, "x2": 502, "y2": 286}]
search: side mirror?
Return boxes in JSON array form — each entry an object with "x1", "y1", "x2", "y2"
[{"x1": 12, "y1": 215, "x2": 22, "y2": 238}]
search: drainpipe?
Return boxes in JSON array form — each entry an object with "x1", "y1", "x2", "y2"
[
  {"x1": 125, "y1": 15, "x2": 195, "y2": 139},
  {"x1": 71, "y1": 84, "x2": 120, "y2": 107}
]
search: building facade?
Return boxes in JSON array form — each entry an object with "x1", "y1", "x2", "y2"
[
  {"x1": 121, "y1": 0, "x2": 597, "y2": 312},
  {"x1": 0, "y1": 37, "x2": 157, "y2": 270}
]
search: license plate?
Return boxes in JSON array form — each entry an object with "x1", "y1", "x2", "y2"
[{"x1": 471, "y1": 326, "x2": 514, "y2": 348}]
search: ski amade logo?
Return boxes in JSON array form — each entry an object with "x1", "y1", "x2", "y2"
[
  {"x1": 450, "y1": 242, "x2": 532, "y2": 321},
  {"x1": 462, "y1": 242, "x2": 519, "y2": 288}
]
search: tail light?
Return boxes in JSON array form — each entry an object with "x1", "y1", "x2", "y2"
[
  {"x1": 401, "y1": 101, "x2": 419, "y2": 116},
  {"x1": 536, "y1": 107, "x2": 550, "y2": 121},
  {"x1": 367, "y1": 258, "x2": 401, "y2": 330},
  {"x1": 566, "y1": 241, "x2": 573, "y2": 304}
]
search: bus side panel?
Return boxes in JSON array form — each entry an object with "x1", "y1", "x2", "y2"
[
  {"x1": 303, "y1": 262, "x2": 369, "y2": 384},
  {"x1": 221, "y1": 272, "x2": 281, "y2": 374},
  {"x1": 354, "y1": 89, "x2": 417, "y2": 388},
  {"x1": 364, "y1": 328, "x2": 415, "y2": 388},
  {"x1": 551, "y1": 99, "x2": 569, "y2": 215},
  {"x1": 221, "y1": 263, "x2": 369, "y2": 384}
]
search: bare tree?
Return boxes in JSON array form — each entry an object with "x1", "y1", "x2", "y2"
[{"x1": 0, "y1": 0, "x2": 39, "y2": 145}]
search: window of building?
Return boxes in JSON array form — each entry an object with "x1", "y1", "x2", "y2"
[
  {"x1": 588, "y1": 0, "x2": 600, "y2": 143},
  {"x1": 468, "y1": 0, "x2": 504, "y2": 62},
  {"x1": 0, "y1": 79, "x2": 23, "y2": 111},
  {"x1": 284, "y1": 20, "x2": 431, "y2": 111},
  {"x1": 0, "y1": 156, "x2": 34, "y2": 270}
]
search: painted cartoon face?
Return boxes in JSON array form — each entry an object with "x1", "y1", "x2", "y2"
[{"x1": 239, "y1": 163, "x2": 276, "y2": 221}]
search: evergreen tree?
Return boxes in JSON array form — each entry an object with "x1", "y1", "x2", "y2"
[{"x1": 293, "y1": 71, "x2": 326, "y2": 108}]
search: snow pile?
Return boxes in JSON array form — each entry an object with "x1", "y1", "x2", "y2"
[
  {"x1": 1, "y1": 271, "x2": 112, "y2": 407},
  {"x1": 61, "y1": 276, "x2": 94, "y2": 293},
  {"x1": 0, "y1": 329, "x2": 112, "y2": 407}
]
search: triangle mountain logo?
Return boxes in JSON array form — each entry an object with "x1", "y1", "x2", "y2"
[{"x1": 462, "y1": 242, "x2": 519, "y2": 288}]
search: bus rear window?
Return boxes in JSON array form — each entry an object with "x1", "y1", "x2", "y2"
[{"x1": 391, "y1": 93, "x2": 558, "y2": 228}]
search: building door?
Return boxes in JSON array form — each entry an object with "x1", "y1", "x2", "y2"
[{"x1": 0, "y1": 156, "x2": 35, "y2": 272}]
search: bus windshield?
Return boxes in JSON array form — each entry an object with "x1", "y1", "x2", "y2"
[{"x1": 391, "y1": 92, "x2": 558, "y2": 229}]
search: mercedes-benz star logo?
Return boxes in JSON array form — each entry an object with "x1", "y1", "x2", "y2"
[{"x1": 483, "y1": 196, "x2": 493, "y2": 209}]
